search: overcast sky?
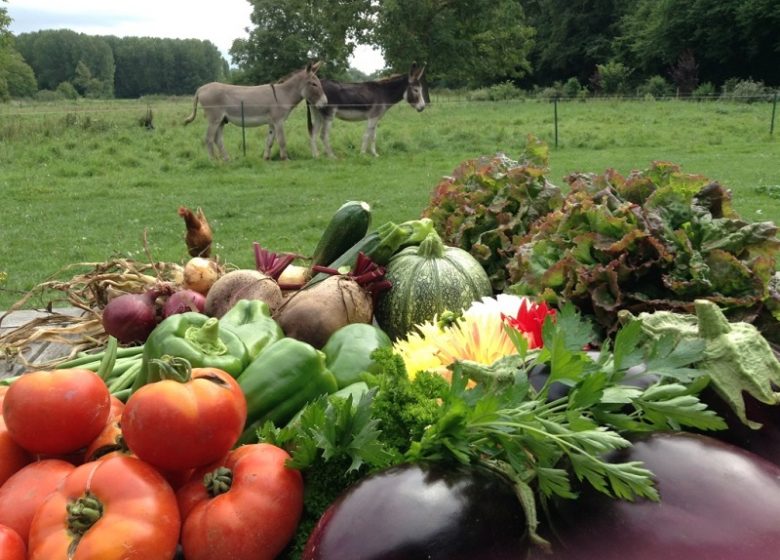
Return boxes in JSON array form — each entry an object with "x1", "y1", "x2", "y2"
[{"x1": 7, "y1": 0, "x2": 385, "y2": 73}]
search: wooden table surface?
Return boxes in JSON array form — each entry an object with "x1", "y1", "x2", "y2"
[{"x1": 0, "y1": 308, "x2": 84, "y2": 378}]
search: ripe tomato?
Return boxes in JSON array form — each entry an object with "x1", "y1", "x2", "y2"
[
  {"x1": 0, "y1": 459, "x2": 75, "y2": 543},
  {"x1": 0, "y1": 524, "x2": 26, "y2": 560},
  {"x1": 27, "y1": 454, "x2": 180, "y2": 560},
  {"x1": 122, "y1": 367, "x2": 247, "y2": 471},
  {"x1": 178, "y1": 443, "x2": 303, "y2": 560},
  {"x1": 83, "y1": 396, "x2": 126, "y2": 463},
  {"x1": 2, "y1": 369, "x2": 111, "y2": 455},
  {"x1": 0, "y1": 415, "x2": 32, "y2": 486}
]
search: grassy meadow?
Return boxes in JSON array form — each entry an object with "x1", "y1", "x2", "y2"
[{"x1": 1, "y1": 94, "x2": 779, "y2": 310}]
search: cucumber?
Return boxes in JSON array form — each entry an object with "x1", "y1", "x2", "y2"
[
  {"x1": 305, "y1": 218, "x2": 437, "y2": 288},
  {"x1": 311, "y1": 201, "x2": 372, "y2": 268}
]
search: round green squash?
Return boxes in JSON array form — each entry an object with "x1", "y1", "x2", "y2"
[{"x1": 375, "y1": 232, "x2": 493, "y2": 340}]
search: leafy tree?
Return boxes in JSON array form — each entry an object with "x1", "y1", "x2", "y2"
[
  {"x1": 0, "y1": 50, "x2": 37, "y2": 98},
  {"x1": 15, "y1": 30, "x2": 114, "y2": 96},
  {"x1": 373, "y1": 0, "x2": 534, "y2": 87},
  {"x1": 231, "y1": 0, "x2": 374, "y2": 84},
  {"x1": 521, "y1": 0, "x2": 632, "y2": 86},
  {"x1": 0, "y1": 0, "x2": 10, "y2": 49},
  {"x1": 617, "y1": 0, "x2": 780, "y2": 86}
]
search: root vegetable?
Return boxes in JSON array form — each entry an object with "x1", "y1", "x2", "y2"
[
  {"x1": 163, "y1": 289, "x2": 206, "y2": 317},
  {"x1": 274, "y1": 275, "x2": 373, "y2": 349},
  {"x1": 204, "y1": 269, "x2": 284, "y2": 318},
  {"x1": 102, "y1": 288, "x2": 167, "y2": 344},
  {"x1": 182, "y1": 257, "x2": 221, "y2": 295}
]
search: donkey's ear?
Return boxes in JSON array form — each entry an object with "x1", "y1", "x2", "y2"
[
  {"x1": 309, "y1": 60, "x2": 322, "y2": 74},
  {"x1": 416, "y1": 64, "x2": 426, "y2": 79},
  {"x1": 410, "y1": 62, "x2": 425, "y2": 79}
]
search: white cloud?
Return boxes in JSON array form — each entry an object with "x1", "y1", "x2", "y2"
[{"x1": 7, "y1": 0, "x2": 385, "y2": 73}]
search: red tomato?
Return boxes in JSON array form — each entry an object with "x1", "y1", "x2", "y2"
[
  {"x1": 0, "y1": 524, "x2": 26, "y2": 560},
  {"x1": 2, "y1": 369, "x2": 111, "y2": 455},
  {"x1": 83, "y1": 396, "x2": 126, "y2": 463},
  {"x1": 27, "y1": 454, "x2": 180, "y2": 560},
  {"x1": 0, "y1": 459, "x2": 75, "y2": 543},
  {"x1": 122, "y1": 367, "x2": 247, "y2": 471},
  {"x1": 178, "y1": 443, "x2": 304, "y2": 560},
  {"x1": 0, "y1": 415, "x2": 32, "y2": 486}
]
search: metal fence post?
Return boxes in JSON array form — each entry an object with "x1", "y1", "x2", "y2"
[
  {"x1": 771, "y1": 91, "x2": 778, "y2": 137},
  {"x1": 241, "y1": 101, "x2": 247, "y2": 156},
  {"x1": 553, "y1": 96, "x2": 559, "y2": 148}
]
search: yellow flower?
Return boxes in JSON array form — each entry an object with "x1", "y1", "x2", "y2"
[{"x1": 393, "y1": 294, "x2": 536, "y2": 379}]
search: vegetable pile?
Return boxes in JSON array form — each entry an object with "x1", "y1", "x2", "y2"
[{"x1": 3, "y1": 148, "x2": 780, "y2": 560}]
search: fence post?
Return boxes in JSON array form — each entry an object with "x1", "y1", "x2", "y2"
[
  {"x1": 553, "y1": 96, "x2": 559, "y2": 148},
  {"x1": 771, "y1": 91, "x2": 778, "y2": 137},
  {"x1": 241, "y1": 101, "x2": 247, "y2": 156}
]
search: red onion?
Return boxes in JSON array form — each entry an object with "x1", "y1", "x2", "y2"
[
  {"x1": 101, "y1": 289, "x2": 161, "y2": 344},
  {"x1": 163, "y1": 289, "x2": 207, "y2": 318}
]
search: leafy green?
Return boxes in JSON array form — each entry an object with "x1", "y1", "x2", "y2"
[
  {"x1": 422, "y1": 135, "x2": 564, "y2": 292},
  {"x1": 495, "y1": 160, "x2": 780, "y2": 337}
]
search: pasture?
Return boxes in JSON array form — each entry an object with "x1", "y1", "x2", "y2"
[{"x1": 1, "y1": 95, "x2": 778, "y2": 310}]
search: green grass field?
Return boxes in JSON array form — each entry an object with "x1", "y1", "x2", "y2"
[{"x1": 1, "y1": 95, "x2": 778, "y2": 310}]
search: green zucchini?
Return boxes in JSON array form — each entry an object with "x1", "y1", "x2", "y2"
[
  {"x1": 305, "y1": 218, "x2": 437, "y2": 288},
  {"x1": 311, "y1": 201, "x2": 372, "y2": 268}
]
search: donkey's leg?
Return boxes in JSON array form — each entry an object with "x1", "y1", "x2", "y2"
[
  {"x1": 275, "y1": 122, "x2": 288, "y2": 160},
  {"x1": 321, "y1": 117, "x2": 336, "y2": 158},
  {"x1": 215, "y1": 123, "x2": 230, "y2": 160},
  {"x1": 362, "y1": 117, "x2": 380, "y2": 157},
  {"x1": 310, "y1": 112, "x2": 322, "y2": 158},
  {"x1": 204, "y1": 122, "x2": 219, "y2": 159},
  {"x1": 264, "y1": 125, "x2": 276, "y2": 160}
]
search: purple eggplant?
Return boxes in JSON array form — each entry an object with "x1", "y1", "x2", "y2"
[
  {"x1": 696, "y1": 386, "x2": 780, "y2": 467},
  {"x1": 529, "y1": 432, "x2": 780, "y2": 560},
  {"x1": 303, "y1": 462, "x2": 529, "y2": 560}
]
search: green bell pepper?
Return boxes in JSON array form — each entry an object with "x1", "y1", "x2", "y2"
[
  {"x1": 133, "y1": 312, "x2": 250, "y2": 392},
  {"x1": 237, "y1": 337, "x2": 338, "y2": 442},
  {"x1": 219, "y1": 299, "x2": 283, "y2": 360},
  {"x1": 322, "y1": 323, "x2": 392, "y2": 388}
]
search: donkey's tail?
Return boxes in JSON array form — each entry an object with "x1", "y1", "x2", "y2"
[
  {"x1": 183, "y1": 92, "x2": 199, "y2": 125},
  {"x1": 306, "y1": 101, "x2": 313, "y2": 136}
]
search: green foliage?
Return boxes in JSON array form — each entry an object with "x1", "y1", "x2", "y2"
[
  {"x1": 561, "y1": 77, "x2": 587, "y2": 99},
  {"x1": 466, "y1": 81, "x2": 525, "y2": 102},
  {"x1": 0, "y1": 50, "x2": 37, "y2": 99},
  {"x1": 1, "y1": 97, "x2": 779, "y2": 311},
  {"x1": 56, "y1": 82, "x2": 79, "y2": 100},
  {"x1": 15, "y1": 30, "x2": 115, "y2": 97},
  {"x1": 523, "y1": 0, "x2": 630, "y2": 86},
  {"x1": 374, "y1": 0, "x2": 534, "y2": 87},
  {"x1": 422, "y1": 136, "x2": 563, "y2": 292},
  {"x1": 617, "y1": 0, "x2": 780, "y2": 87},
  {"x1": 636, "y1": 75, "x2": 673, "y2": 98},
  {"x1": 507, "y1": 161, "x2": 780, "y2": 336},
  {"x1": 692, "y1": 82, "x2": 717, "y2": 99},
  {"x1": 592, "y1": 61, "x2": 632, "y2": 95},
  {"x1": 232, "y1": 0, "x2": 374, "y2": 83},
  {"x1": 720, "y1": 79, "x2": 770, "y2": 103}
]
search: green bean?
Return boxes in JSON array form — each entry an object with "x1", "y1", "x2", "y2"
[
  {"x1": 56, "y1": 344, "x2": 144, "y2": 370},
  {"x1": 96, "y1": 336, "x2": 119, "y2": 381},
  {"x1": 107, "y1": 361, "x2": 143, "y2": 394}
]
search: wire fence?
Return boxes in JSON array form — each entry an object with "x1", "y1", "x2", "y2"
[{"x1": 1, "y1": 91, "x2": 777, "y2": 153}]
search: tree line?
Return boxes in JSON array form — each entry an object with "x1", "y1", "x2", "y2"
[{"x1": 1, "y1": 0, "x2": 778, "y2": 102}]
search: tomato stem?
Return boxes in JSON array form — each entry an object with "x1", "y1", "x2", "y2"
[
  {"x1": 203, "y1": 466, "x2": 233, "y2": 497},
  {"x1": 67, "y1": 490, "x2": 104, "y2": 535}
]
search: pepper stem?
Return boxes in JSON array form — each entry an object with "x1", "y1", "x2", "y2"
[
  {"x1": 203, "y1": 466, "x2": 233, "y2": 498},
  {"x1": 185, "y1": 318, "x2": 228, "y2": 356}
]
